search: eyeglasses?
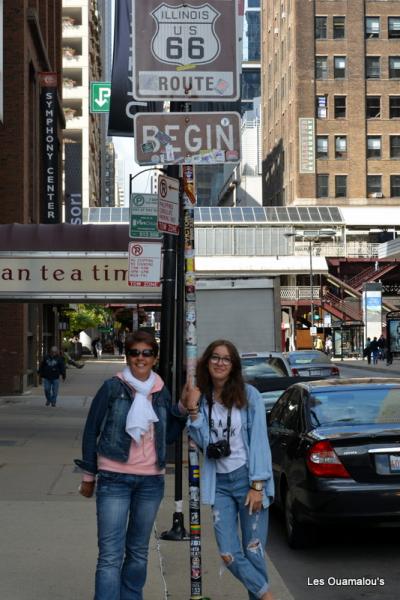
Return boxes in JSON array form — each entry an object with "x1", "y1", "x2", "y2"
[
  {"x1": 126, "y1": 349, "x2": 155, "y2": 358},
  {"x1": 209, "y1": 354, "x2": 232, "y2": 366}
]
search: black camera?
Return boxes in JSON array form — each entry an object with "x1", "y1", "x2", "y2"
[{"x1": 206, "y1": 439, "x2": 231, "y2": 459}]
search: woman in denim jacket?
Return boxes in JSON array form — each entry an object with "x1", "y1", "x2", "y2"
[
  {"x1": 182, "y1": 339, "x2": 275, "y2": 600},
  {"x1": 75, "y1": 330, "x2": 186, "y2": 600}
]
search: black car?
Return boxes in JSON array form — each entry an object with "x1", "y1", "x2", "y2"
[{"x1": 268, "y1": 378, "x2": 400, "y2": 548}]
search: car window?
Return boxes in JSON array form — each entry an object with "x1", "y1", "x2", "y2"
[
  {"x1": 268, "y1": 357, "x2": 289, "y2": 375},
  {"x1": 269, "y1": 391, "x2": 290, "y2": 425},
  {"x1": 242, "y1": 357, "x2": 287, "y2": 378},
  {"x1": 308, "y1": 388, "x2": 400, "y2": 427},
  {"x1": 288, "y1": 352, "x2": 330, "y2": 365},
  {"x1": 280, "y1": 389, "x2": 302, "y2": 432}
]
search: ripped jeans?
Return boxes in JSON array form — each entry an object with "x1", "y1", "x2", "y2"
[{"x1": 212, "y1": 464, "x2": 269, "y2": 600}]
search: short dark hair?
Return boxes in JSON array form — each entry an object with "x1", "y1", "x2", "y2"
[
  {"x1": 125, "y1": 330, "x2": 159, "y2": 357},
  {"x1": 196, "y1": 339, "x2": 246, "y2": 409}
]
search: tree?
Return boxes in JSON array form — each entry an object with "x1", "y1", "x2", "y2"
[{"x1": 64, "y1": 304, "x2": 113, "y2": 337}]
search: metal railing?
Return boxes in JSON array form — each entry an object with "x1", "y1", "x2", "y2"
[{"x1": 293, "y1": 242, "x2": 380, "y2": 258}]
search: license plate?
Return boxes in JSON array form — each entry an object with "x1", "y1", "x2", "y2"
[
  {"x1": 389, "y1": 455, "x2": 400, "y2": 472},
  {"x1": 310, "y1": 369, "x2": 321, "y2": 376}
]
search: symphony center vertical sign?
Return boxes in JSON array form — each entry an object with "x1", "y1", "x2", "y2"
[{"x1": 39, "y1": 72, "x2": 60, "y2": 223}]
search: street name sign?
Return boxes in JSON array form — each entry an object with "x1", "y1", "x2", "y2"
[
  {"x1": 134, "y1": 112, "x2": 241, "y2": 165},
  {"x1": 132, "y1": 0, "x2": 239, "y2": 101},
  {"x1": 157, "y1": 175, "x2": 180, "y2": 235},
  {"x1": 129, "y1": 193, "x2": 162, "y2": 239},
  {"x1": 90, "y1": 81, "x2": 111, "y2": 113},
  {"x1": 128, "y1": 241, "x2": 162, "y2": 287}
]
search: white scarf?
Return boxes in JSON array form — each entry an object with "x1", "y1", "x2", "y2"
[{"x1": 122, "y1": 367, "x2": 159, "y2": 443}]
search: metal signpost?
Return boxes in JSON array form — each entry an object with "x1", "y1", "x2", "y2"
[
  {"x1": 129, "y1": 193, "x2": 162, "y2": 239},
  {"x1": 132, "y1": 0, "x2": 239, "y2": 101},
  {"x1": 134, "y1": 112, "x2": 241, "y2": 166},
  {"x1": 90, "y1": 81, "x2": 111, "y2": 113}
]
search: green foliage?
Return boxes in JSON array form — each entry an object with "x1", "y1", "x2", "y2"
[{"x1": 64, "y1": 304, "x2": 113, "y2": 336}]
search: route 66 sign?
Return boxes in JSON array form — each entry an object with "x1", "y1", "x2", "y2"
[{"x1": 132, "y1": 0, "x2": 239, "y2": 101}]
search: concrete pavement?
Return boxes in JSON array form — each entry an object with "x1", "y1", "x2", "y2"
[{"x1": 0, "y1": 357, "x2": 292, "y2": 600}]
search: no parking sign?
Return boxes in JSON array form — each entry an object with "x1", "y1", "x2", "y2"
[{"x1": 128, "y1": 242, "x2": 162, "y2": 287}]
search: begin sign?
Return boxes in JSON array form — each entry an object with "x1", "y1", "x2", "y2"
[{"x1": 134, "y1": 112, "x2": 241, "y2": 165}]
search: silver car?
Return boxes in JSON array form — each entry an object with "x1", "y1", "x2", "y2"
[{"x1": 284, "y1": 350, "x2": 340, "y2": 377}]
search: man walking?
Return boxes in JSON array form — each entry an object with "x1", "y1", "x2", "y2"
[{"x1": 38, "y1": 346, "x2": 66, "y2": 407}]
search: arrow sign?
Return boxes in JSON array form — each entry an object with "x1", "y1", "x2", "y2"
[{"x1": 90, "y1": 82, "x2": 111, "y2": 113}]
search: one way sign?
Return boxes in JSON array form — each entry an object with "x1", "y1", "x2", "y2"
[{"x1": 90, "y1": 82, "x2": 111, "y2": 113}]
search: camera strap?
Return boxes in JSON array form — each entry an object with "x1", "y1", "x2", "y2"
[{"x1": 208, "y1": 397, "x2": 232, "y2": 444}]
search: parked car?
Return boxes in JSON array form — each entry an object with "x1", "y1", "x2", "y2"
[
  {"x1": 268, "y1": 378, "x2": 400, "y2": 548},
  {"x1": 284, "y1": 349, "x2": 340, "y2": 377},
  {"x1": 240, "y1": 352, "x2": 291, "y2": 380},
  {"x1": 250, "y1": 376, "x2": 324, "y2": 413}
]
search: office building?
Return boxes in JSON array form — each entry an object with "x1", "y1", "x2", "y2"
[{"x1": 262, "y1": 0, "x2": 400, "y2": 206}]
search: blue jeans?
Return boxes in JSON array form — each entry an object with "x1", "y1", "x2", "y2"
[
  {"x1": 95, "y1": 471, "x2": 164, "y2": 600},
  {"x1": 43, "y1": 378, "x2": 59, "y2": 405},
  {"x1": 212, "y1": 464, "x2": 269, "y2": 600}
]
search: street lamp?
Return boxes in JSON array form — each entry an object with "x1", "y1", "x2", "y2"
[{"x1": 285, "y1": 228, "x2": 336, "y2": 331}]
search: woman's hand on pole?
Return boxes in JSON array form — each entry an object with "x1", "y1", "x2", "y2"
[
  {"x1": 181, "y1": 378, "x2": 201, "y2": 411},
  {"x1": 244, "y1": 488, "x2": 263, "y2": 515}
]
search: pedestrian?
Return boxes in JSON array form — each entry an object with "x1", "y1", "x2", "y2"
[
  {"x1": 38, "y1": 346, "x2": 66, "y2": 407},
  {"x1": 363, "y1": 337, "x2": 372, "y2": 364},
  {"x1": 75, "y1": 330, "x2": 186, "y2": 600},
  {"x1": 324, "y1": 335, "x2": 333, "y2": 356},
  {"x1": 314, "y1": 336, "x2": 323, "y2": 351},
  {"x1": 181, "y1": 339, "x2": 275, "y2": 600},
  {"x1": 95, "y1": 339, "x2": 102, "y2": 359},
  {"x1": 91, "y1": 337, "x2": 99, "y2": 358},
  {"x1": 370, "y1": 336, "x2": 379, "y2": 365},
  {"x1": 377, "y1": 334, "x2": 386, "y2": 361}
]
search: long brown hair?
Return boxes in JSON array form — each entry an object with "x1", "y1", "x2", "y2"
[{"x1": 196, "y1": 339, "x2": 246, "y2": 409}]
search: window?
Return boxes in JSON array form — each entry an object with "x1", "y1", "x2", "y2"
[
  {"x1": 334, "y1": 96, "x2": 346, "y2": 118},
  {"x1": 388, "y1": 17, "x2": 400, "y2": 39},
  {"x1": 335, "y1": 175, "x2": 347, "y2": 198},
  {"x1": 315, "y1": 16, "x2": 327, "y2": 39},
  {"x1": 367, "y1": 96, "x2": 381, "y2": 118},
  {"x1": 333, "y1": 16, "x2": 345, "y2": 39},
  {"x1": 390, "y1": 136, "x2": 400, "y2": 158},
  {"x1": 367, "y1": 175, "x2": 382, "y2": 197},
  {"x1": 367, "y1": 136, "x2": 382, "y2": 159},
  {"x1": 316, "y1": 56, "x2": 328, "y2": 80},
  {"x1": 389, "y1": 57, "x2": 400, "y2": 79},
  {"x1": 316, "y1": 94, "x2": 328, "y2": 118},
  {"x1": 391, "y1": 175, "x2": 400, "y2": 197},
  {"x1": 390, "y1": 96, "x2": 400, "y2": 118},
  {"x1": 365, "y1": 17, "x2": 380, "y2": 38},
  {"x1": 317, "y1": 136, "x2": 329, "y2": 159},
  {"x1": 334, "y1": 56, "x2": 346, "y2": 78},
  {"x1": 317, "y1": 174, "x2": 329, "y2": 198},
  {"x1": 335, "y1": 136, "x2": 347, "y2": 159},
  {"x1": 366, "y1": 56, "x2": 380, "y2": 79}
]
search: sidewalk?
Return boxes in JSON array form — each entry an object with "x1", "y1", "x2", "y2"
[
  {"x1": 333, "y1": 356, "x2": 400, "y2": 376},
  {"x1": 0, "y1": 359, "x2": 292, "y2": 600}
]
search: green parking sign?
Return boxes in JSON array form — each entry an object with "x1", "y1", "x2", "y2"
[
  {"x1": 90, "y1": 82, "x2": 111, "y2": 113},
  {"x1": 130, "y1": 194, "x2": 162, "y2": 239}
]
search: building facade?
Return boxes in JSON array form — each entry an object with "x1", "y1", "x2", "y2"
[
  {"x1": 262, "y1": 0, "x2": 400, "y2": 206},
  {"x1": 62, "y1": 0, "x2": 102, "y2": 208},
  {"x1": 0, "y1": 1, "x2": 64, "y2": 393}
]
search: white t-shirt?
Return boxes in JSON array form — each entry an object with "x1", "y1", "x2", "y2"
[{"x1": 209, "y1": 402, "x2": 247, "y2": 474}]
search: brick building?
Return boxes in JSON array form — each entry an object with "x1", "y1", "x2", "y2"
[
  {"x1": 0, "y1": 1, "x2": 64, "y2": 393},
  {"x1": 262, "y1": 0, "x2": 400, "y2": 206}
]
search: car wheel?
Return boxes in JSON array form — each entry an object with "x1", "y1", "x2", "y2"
[{"x1": 283, "y1": 486, "x2": 314, "y2": 549}]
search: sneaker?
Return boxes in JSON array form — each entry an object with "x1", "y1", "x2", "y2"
[
  {"x1": 51, "y1": 403, "x2": 56, "y2": 407},
  {"x1": 45, "y1": 401, "x2": 50, "y2": 406}
]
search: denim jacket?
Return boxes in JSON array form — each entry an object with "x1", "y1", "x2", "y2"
[
  {"x1": 75, "y1": 377, "x2": 186, "y2": 475},
  {"x1": 187, "y1": 384, "x2": 274, "y2": 507}
]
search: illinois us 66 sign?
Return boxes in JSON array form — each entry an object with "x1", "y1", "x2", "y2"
[{"x1": 132, "y1": 0, "x2": 239, "y2": 101}]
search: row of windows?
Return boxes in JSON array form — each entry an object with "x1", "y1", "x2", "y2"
[
  {"x1": 316, "y1": 95, "x2": 400, "y2": 119},
  {"x1": 316, "y1": 16, "x2": 400, "y2": 40},
  {"x1": 316, "y1": 135, "x2": 400, "y2": 160},
  {"x1": 316, "y1": 174, "x2": 400, "y2": 198},
  {"x1": 316, "y1": 55, "x2": 400, "y2": 79}
]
